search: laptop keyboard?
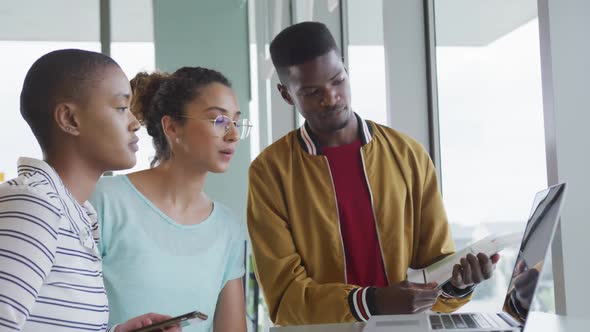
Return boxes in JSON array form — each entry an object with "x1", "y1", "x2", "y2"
[{"x1": 429, "y1": 313, "x2": 494, "y2": 330}]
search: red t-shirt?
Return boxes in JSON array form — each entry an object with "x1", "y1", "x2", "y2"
[{"x1": 323, "y1": 140, "x2": 388, "y2": 287}]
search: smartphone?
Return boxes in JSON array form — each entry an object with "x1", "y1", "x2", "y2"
[{"x1": 129, "y1": 310, "x2": 208, "y2": 332}]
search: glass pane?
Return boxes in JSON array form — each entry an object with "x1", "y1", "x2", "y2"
[
  {"x1": 434, "y1": 1, "x2": 552, "y2": 312},
  {"x1": 0, "y1": 1, "x2": 101, "y2": 180},
  {"x1": 347, "y1": 0, "x2": 387, "y2": 124},
  {"x1": 0, "y1": 40, "x2": 101, "y2": 180},
  {"x1": 348, "y1": 45, "x2": 387, "y2": 124},
  {"x1": 110, "y1": 0, "x2": 156, "y2": 173},
  {"x1": 111, "y1": 42, "x2": 156, "y2": 173}
]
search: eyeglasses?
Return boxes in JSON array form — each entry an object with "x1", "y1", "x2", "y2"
[{"x1": 179, "y1": 114, "x2": 253, "y2": 140}]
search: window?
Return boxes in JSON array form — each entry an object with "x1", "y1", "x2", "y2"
[
  {"x1": 0, "y1": 0, "x2": 102, "y2": 178},
  {"x1": 0, "y1": 40, "x2": 100, "y2": 179},
  {"x1": 0, "y1": 0, "x2": 157, "y2": 179},
  {"x1": 347, "y1": 0, "x2": 387, "y2": 125},
  {"x1": 110, "y1": 0, "x2": 156, "y2": 173},
  {"x1": 110, "y1": 43, "x2": 155, "y2": 173},
  {"x1": 434, "y1": 1, "x2": 551, "y2": 312}
]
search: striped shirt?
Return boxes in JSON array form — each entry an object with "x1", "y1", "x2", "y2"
[{"x1": 0, "y1": 157, "x2": 110, "y2": 332}]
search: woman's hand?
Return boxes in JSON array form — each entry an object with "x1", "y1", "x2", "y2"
[{"x1": 115, "y1": 312, "x2": 181, "y2": 332}]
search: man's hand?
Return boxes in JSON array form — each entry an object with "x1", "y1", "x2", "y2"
[
  {"x1": 512, "y1": 260, "x2": 540, "y2": 310},
  {"x1": 450, "y1": 253, "x2": 500, "y2": 290},
  {"x1": 115, "y1": 313, "x2": 181, "y2": 332},
  {"x1": 374, "y1": 280, "x2": 441, "y2": 314}
]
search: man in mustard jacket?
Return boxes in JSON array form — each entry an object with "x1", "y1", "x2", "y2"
[{"x1": 247, "y1": 21, "x2": 499, "y2": 326}]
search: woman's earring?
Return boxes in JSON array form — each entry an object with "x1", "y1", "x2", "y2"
[{"x1": 175, "y1": 137, "x2": 181, "y2": 144}]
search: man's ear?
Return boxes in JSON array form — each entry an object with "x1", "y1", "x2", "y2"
[
  {"x1": 277, "y1": 84, "x2": 295, "y2": 106},
  {"x1": 54, "y1": 102, "x2": 81, "y2": 136}
]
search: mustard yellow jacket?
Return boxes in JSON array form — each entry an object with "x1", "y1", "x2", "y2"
[{"x1": 247, "y1": 114, "x2": 471, "y2": 325}]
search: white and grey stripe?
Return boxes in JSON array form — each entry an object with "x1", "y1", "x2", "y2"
[{"x1": 0, "y1": 157, "x2": 110, "y2": 332}]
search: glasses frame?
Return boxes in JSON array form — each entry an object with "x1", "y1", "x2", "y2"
[{"x1": 178, "y1": 114, "x2": 253, "y2": 140}]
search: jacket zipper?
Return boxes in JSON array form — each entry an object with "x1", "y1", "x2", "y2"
[
  {"x1": 359, "y1": 150, "x2": 390, "y2": 284},
  {"x1": 324, "y1": 156, "x2": 348, "y2": 284}
]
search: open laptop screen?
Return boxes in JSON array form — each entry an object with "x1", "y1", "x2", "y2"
[{"x1": 502, "y1": 183, "x2": 566, "y2": 324}]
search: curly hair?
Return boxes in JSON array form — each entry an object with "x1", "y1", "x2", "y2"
[{"x1": 130, "y1": 67, "x2": 231, "y2": 167}]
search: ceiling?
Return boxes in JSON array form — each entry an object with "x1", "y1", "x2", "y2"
[
  {"x1": 0, "y1": 0, "x2": 536, "y2": 46},
  {"x1": 0, "y1": 0, "x2": 153, "y2": 42}
]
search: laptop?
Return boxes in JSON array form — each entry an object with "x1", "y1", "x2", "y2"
[{"x1": 364, "y1": 183, "x2": 567, "y2": 332}]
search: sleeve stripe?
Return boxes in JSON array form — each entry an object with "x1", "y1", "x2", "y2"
[
  {"x1": 26, "y1": 320, "x2": 107, "y2": 331},
  {"x1": 361, "y1": 287, "x2": 371, "y2": 320},
  {"x1": 0, "y1": 274, "x2": 37, "y2": 297},
  {"x1": 57, "y1": 228, "x2": 79, "y2": 240},
  {"x1": 352, "y1": 290, "x2": 363, "y2": 320},
  {"x1": 50, "y1": 269, "x2": 101, "y2": 278},
  {"x1": 45, "y1": 283, "x2": 106, "y2": 294},
  {"x1": 56, "y1": 247, "x2": 98, "y2": 261},
  {"x1": 0, "y1": 317, "x2": 18, "y2": 327},
  {"x1": 34, "y1": 301, "x2": 108, "y2": 313},
  {"x1": 0, "y1": 212, "x2": 58, "y2": 240},
  {"x1": 348, "y1": 287, "x2": 371, "y2": 322},
  {"x1": 0, "y1": 195, "x2": 61, "y2": 218},
  {"x1": 29, "y1": 314, "x2": 108, "y2": 327},
  {"x1": 37, "y1": 296, "x2": 108, "y2": 309},
  {"x1": 0, "y1": 321, "x2": 19, "y2": 331},
  {"x1": 46, "y1": 282, "x2": 104, "y2": 290},
  {"x1": 348, "y1": 288, "x2": 362, "y2": 321},
  {"x1": 0, "y1": 251, "x2": 46, "y2": 279},
  {"x1": 0, "y1": 231, "x2": 55, "y2": 262},
  {"x1": 51, "y1": 265, "x2": 98, "y2": 274},
  {"x1": 355, "y1": 288, "x2": 370, "y2": 321},
  {"x1": 55, "y1": 251, "x2": 99, "y2": 263},
  {"x1": 0, "y1": 295, "x2": 31, "y2": 317}
]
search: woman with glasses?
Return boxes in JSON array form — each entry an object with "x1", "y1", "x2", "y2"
[{"x1": 89, "y1": 67, "x2": 251, "y2": 332}]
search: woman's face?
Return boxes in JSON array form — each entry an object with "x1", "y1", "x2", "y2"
[
  {"x1": 76, "y1": 65, "x2": 140, "y2": 172},
  {"x1": 171, "y1": 82, "x2": 241, "y2": 173}
]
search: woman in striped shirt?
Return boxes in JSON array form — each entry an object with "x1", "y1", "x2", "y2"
[{"x1": 0, "y1": 49, "x2": 179, "y2": 332}]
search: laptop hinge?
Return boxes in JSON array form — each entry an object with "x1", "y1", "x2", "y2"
[{"x1": 497, "y1": 312, "x2": 522, "y2": 328}]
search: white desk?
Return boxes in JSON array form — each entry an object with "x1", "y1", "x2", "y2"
[
  {"x1": 270, "y1": 312, "x2": 589, "y2": 332},
  {"x1": 270, "y1": 322, "x2": 364, "y2": 332}
]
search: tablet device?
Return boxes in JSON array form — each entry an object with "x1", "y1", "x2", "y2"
[{"x1": 129, "y1": 310, "x2": 208, "y2": 332}]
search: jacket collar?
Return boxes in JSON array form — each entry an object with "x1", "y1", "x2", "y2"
[{"x1": 297, "y1": 112, "x2": 374, "y2": 155}]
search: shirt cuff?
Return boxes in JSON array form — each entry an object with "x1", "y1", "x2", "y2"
[
  {"x1": 441, "y1": 283, "x2": 475, "y2": 299},
  {"x1": 348, "y1": 287, "x2": 376, "y2": 322}
]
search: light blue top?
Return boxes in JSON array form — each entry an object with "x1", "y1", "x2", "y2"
[{"x1": 90, "y1": 175, "x2": 246, "y2": 332}]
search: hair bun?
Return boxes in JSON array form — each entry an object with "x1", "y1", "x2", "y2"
[{"x1": 130, "y1": 71, "x2": 169, "y2": 125}]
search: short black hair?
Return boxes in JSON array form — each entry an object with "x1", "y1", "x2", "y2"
[
  {"x1": 130, "y1": 67, "x2": 232, "y2": 167},
  {"x1": 270, "y1": 21, "x2": 339, "y2": 79},
  {"x1": 20, "y1": 49, "x2": 119, "y2": 152}
]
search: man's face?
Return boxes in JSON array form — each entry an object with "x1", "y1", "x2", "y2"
[{"x1": 279, "y1": 50, "x2": 353, "y2": 135}]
